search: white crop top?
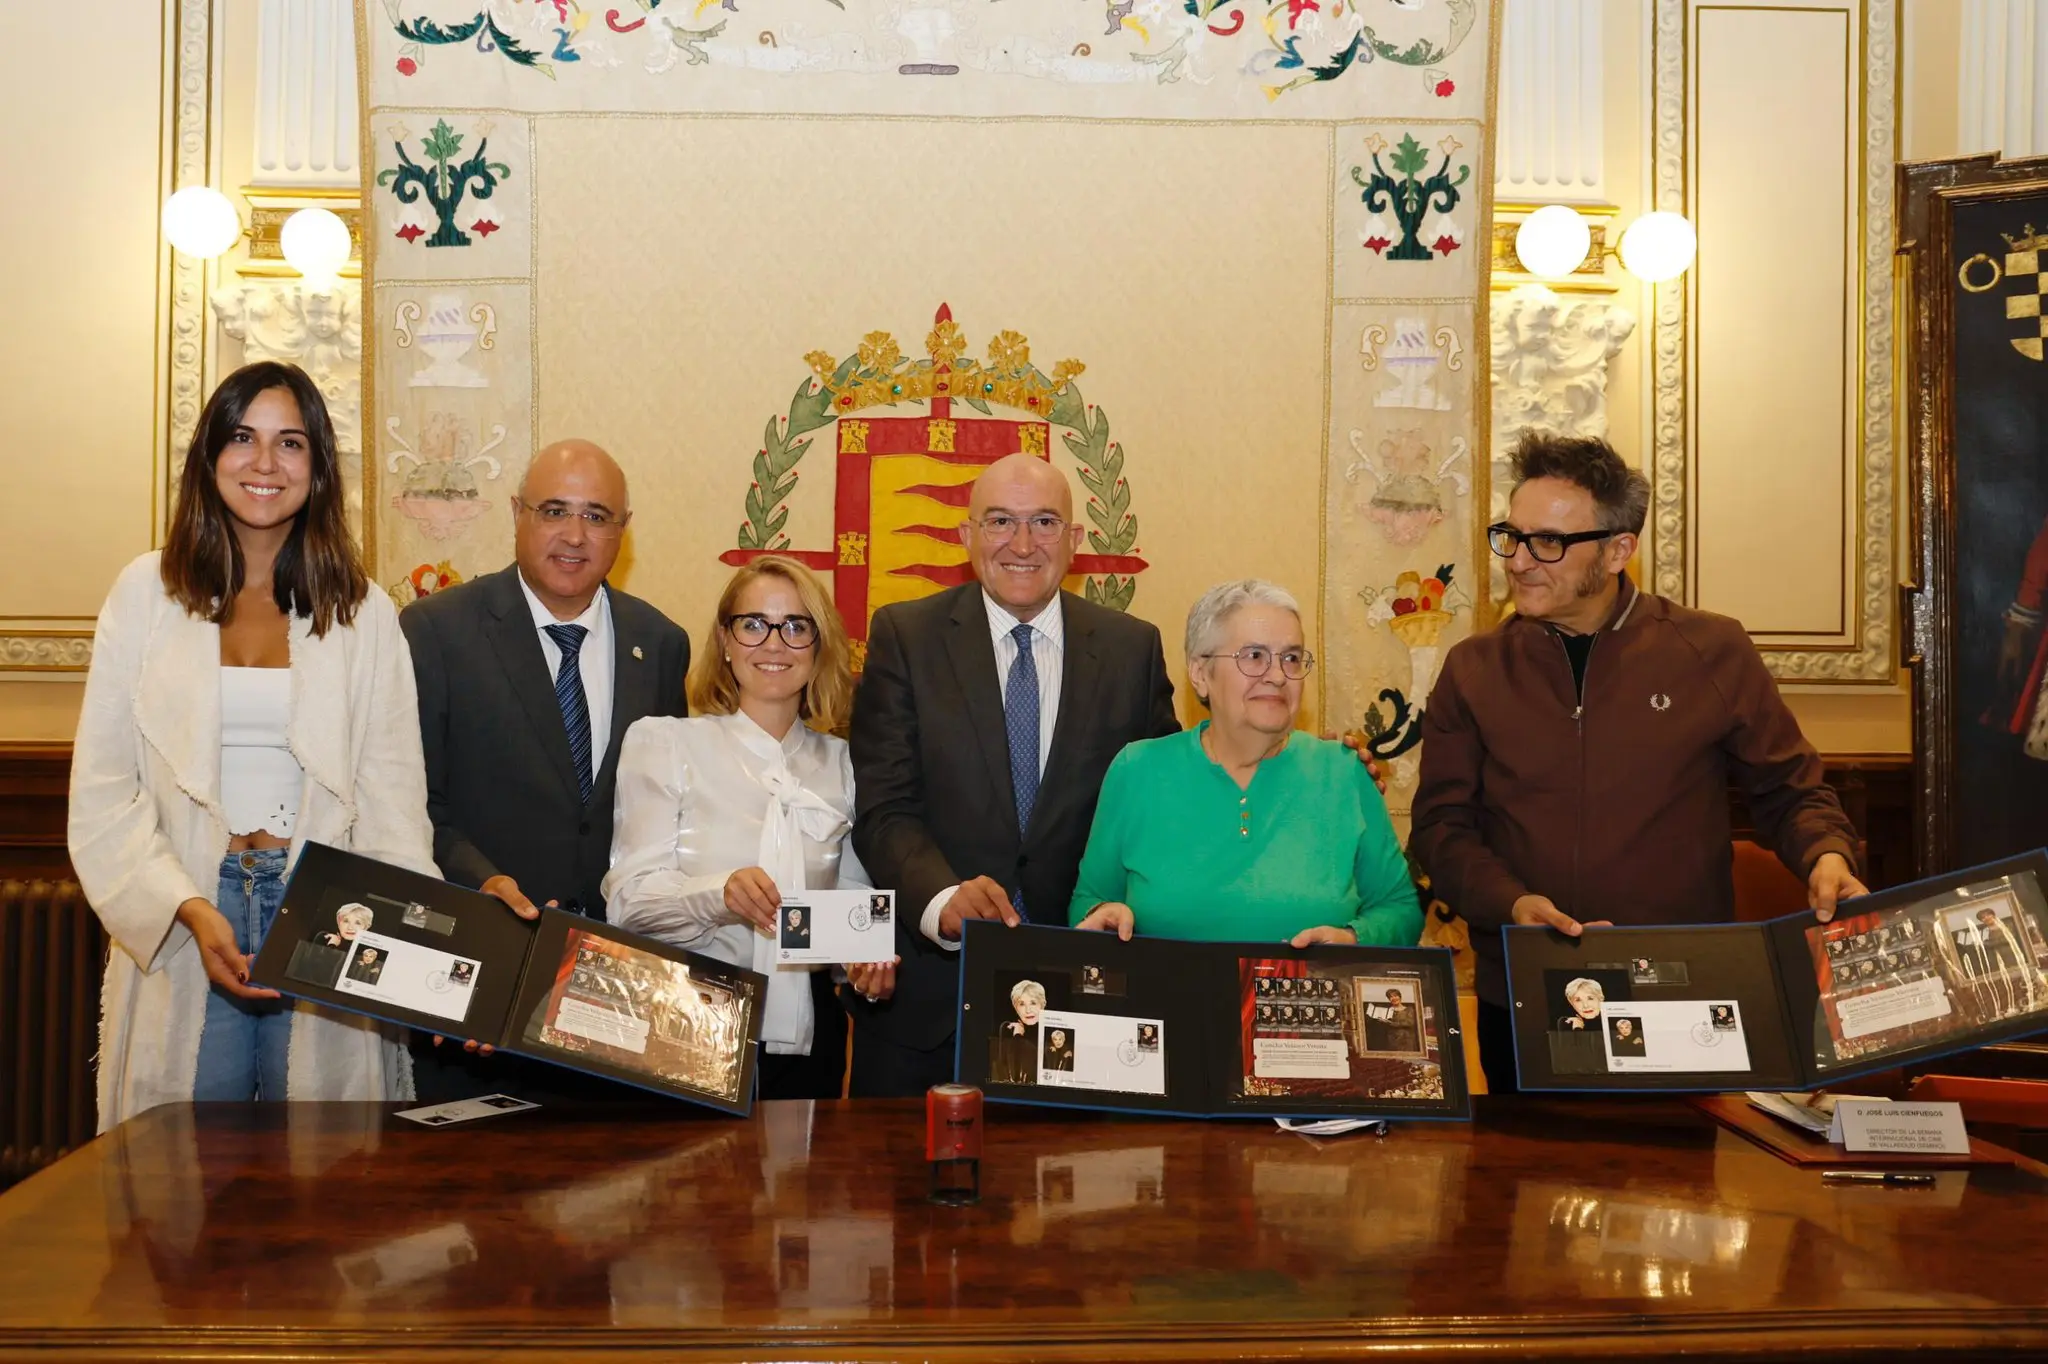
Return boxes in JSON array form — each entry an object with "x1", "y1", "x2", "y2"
[{"x1": 220, "y1": 667, "x2": 302, "y2": 837}]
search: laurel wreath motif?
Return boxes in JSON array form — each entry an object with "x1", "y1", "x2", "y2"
[{"x1": 735, "y1": 340, "x2": 1141, "y2": 611}]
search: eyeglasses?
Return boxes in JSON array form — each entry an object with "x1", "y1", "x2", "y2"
[
  {"x1": 972, "y1": 513, "x2": 1069, "y2": 544},
  {"x1": 515, "y1": 498, "x2": 630, "y2": 537},
  {"x1": 1486, "y1": 523, "x2": 1617, "y2": 564},
  {"x1": 1199, "y1": 645, "x2": 1315, "y2": 680},
  {"x1": 725, "y1": 613, "x2": 818, "y2": 649}
]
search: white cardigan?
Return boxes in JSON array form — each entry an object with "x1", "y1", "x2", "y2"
[{"x1": 68, "y1": 552, "x2": 439, "y2": 1129}]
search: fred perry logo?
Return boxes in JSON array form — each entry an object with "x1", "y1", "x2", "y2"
[{"x1": 1650, "y1": 693, "x2": 1672, "y2": 712}]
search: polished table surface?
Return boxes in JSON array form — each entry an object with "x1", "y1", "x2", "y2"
[{"x1": 1, "y1": 1097, "x2": 2046, "y2": 1361}]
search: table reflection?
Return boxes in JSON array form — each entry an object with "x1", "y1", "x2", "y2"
[
  {"x1": 1010, "y1": 1146, "x2": 1167, "y2": 1245},
  {"x1": 1246, "y1": 1137, "x2": 1471, "y2": 1261},
  {"x1": 82, "y1": 1102, "x2": 773, "y2": 1323},
  {"x1": 1506, "y1": 1180, "x2": 1792, "y2": 1303},
  {"x1": 332, "y1": 1222, "x2": 478, "y2": 1298},
  {"x1": 4, "y1": 1096, "x2": 2047, "y2": 1354}
]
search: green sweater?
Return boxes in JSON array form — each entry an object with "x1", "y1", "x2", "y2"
[{"x1": 1067, "y1": 725, "x2": 1422, "y2": 945}]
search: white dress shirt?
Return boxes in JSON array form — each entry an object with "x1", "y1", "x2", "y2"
[
  {"x1": 603, "y1": 712, "x2": 871, "y2": 1055},
  {"x1": 519, "y1": 573, "x2": 615, "y2": 774},
  {"x1": 919, "y1": 591, "x2": 1066, "y2": 950}
]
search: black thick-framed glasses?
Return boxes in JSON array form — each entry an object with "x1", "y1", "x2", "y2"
[
  {"x1": 725, "y1": 613, "x2": 818, "y2": 649},
  {"x1": 1486, "y1": 523, "x2": 1617, "y2": 564},
  {"x1": 1199, "y1": 645, "x2": 1316, "y2": 680}
]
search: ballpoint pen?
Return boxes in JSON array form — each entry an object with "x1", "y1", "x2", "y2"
[{"x1": 1820, "y1": 1169, "x2": 1937, "y2": 1186}]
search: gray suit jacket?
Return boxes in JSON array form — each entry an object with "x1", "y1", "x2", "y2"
[{"x1": 400, "y1": 565, "x2": 690, "y2": 918}]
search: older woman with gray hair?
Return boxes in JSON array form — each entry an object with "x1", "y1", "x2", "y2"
[{"x1": 1069, "y1": 580, "x2": 1418, "y2": 946}]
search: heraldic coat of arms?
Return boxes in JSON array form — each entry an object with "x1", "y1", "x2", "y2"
[{"x1": 719, "y1": 306, "x2": 1149, "y2": 668}]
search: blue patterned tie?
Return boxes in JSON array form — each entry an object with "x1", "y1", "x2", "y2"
[
  {"x1": 543, "y1": 623, "x2": 594, "y2": 805},
  {"x1": 1005, "y1": 621, "x2": 1041, "y2": 839}
]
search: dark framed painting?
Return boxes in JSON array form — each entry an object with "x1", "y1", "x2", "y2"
[{"x1": 1900, "y1": 153, "x2": 2048, "y2": 874}]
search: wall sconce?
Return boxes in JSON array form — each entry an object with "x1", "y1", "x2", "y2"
[
  {"x1": 161, "y1": 186, "x2": 243, "y2": 259},
  {"x1": 163, "y1": 189, "x2": 359, "y2": 287},
  {"x1": 1514, "y1": 205, "x2": 1594, "y2": 279},
  {"x1": 1616, "y1": 210, "x2": 1698, "y2": 283},
  {"x1": 1506, "y1": 205, "x2": 1698, "y2": 286},
  {"x1": 279, "y1": 208, "x2": 352, "y2": 288}
]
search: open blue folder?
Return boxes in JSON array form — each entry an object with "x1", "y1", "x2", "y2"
[
  {"x1": 1503, "y1": 847, "x2": 2048, "y2": 1092},
  {"x1": 956, "y1": 921, "x2": 1471, "y2": 1122}
]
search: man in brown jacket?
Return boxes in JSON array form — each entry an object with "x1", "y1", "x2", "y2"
[{"x1": 1411, "y1": 434, "x2": 1865, "y2": 1091}]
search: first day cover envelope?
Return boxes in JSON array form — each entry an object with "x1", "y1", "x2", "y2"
[{"x1": 777, "y1": 889, "x2": 895, "y2": 965}]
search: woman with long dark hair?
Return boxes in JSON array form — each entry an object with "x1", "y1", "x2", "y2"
[{"x1": 68, "y1": 361, "x2": 436, "y2": 1127}]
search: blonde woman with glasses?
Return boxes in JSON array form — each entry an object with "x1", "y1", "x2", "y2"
[{"x1": 604, "y1": 556, "x2": 893, "y2": 1099}]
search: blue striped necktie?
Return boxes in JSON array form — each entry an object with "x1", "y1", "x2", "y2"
[
  {"x1": 1006, "y1": 621, "x2": 1041, "y2": 838},
  {"x1": 543, "y1": 623, "x2": 594, "y2": 805}
]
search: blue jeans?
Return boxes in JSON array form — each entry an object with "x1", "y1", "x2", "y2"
[{"x1": 191, "y1": 848, "x2": 294, "y2": 1101}]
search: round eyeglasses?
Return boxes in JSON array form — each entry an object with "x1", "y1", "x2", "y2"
[
  {"x1": 725, "y1": 613, "x2": 818, "y2": 649},
  {"x1": 1200, "y1": 645, "x2": 1315, "y2": 680},
  {"x1": 1486, "y1": 522, "x2": 1618, "y2": 564}
]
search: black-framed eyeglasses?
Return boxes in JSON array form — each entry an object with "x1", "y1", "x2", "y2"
[
  {"x1": 514, "y1": 497, "x2": 630, "y2": 537},
  {"x1": 972, "y1": 512, "x2": 1069, "y2": 543},
  {"x1": 1199, "y1": 645, "x2": 1315, "y2": 680},
  {"x1": 725, "y1": 613, "x2": 818, "y2": 649},
  {"x1": 1486, "y1": 523, "x2": 1617, "y2": 564}
]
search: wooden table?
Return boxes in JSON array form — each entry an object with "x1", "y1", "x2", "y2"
[{"x1": 0, "y1": 1096, "x2": 2045, "y2": 1361}]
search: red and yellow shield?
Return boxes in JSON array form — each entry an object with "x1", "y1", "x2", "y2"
[{"x1": 720, "y1": 306, "x2": 1147, "y2": 661}]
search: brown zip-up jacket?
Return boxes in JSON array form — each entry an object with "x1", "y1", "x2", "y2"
[{"x1": 1410, "y1": 579, "x2": 1859, "y2": 1005}]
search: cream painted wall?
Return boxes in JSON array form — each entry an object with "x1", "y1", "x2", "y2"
[
  {"x1": 1903, "y1": 0, "x2": 1964, "y2": 162},
  {"x1": 0, "y1": 1, "x2": 175, "y2": 740},
  {"x1": 3, "y1": 0, "x2": 1953, "y2": 759},
  {"x1": 1592, "y1": 0, "x2": 1913, "y2": 754},
  {"x1": 0, "y1": 1, "x2": 273, "y2": 743}
]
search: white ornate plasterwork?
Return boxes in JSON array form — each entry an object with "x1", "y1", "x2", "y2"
[
  {"x1": 0, "y1": 636, "x2": 96, "y2": 672},
  {"x1": 213, "y1": 280, "x2": 365, "y2": 536},
  {"x1": 1649, "y1": 0, "x2": 1687, "y2": 605},
  {"x1": 1487, "y1": 287, "x2": 1638, "y2": 602},
  {"x1": 167, "y1": 0, "x2": 215, "y2": 480}
]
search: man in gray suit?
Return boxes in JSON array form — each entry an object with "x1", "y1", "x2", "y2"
[{"x1": 401, "y1": 439, "x2": 689, "y2": 1100}]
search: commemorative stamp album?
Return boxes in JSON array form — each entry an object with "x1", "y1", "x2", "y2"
[
  {"x1": 253, "y1": 844, "x2": 765, "y2": 1113},
  {"x1": 957, "y1": 922, "x2": 1471, "y2": 1121},
  {"x1": 1504, "y1": 850, "x2": 2048, "y2": 1092}
]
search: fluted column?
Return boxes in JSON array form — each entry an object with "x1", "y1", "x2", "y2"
[
  {"x1": 254, "y1": 0, "x2": 359, "y2": 186},
  {"x1": 1494, "y1": 0, "x2": 1606, "y2": 203},
  {"x1": 1960, "y1": 0, "x2": 2048, "y2": 159}
]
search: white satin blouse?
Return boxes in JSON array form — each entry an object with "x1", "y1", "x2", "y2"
[{"x1": 602, "y1": 712, "x2": 872, "y2": 1056}]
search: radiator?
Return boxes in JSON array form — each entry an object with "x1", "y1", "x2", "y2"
[{"x1": 0, "y1": 880, "x2": 103, "y2": 1188}]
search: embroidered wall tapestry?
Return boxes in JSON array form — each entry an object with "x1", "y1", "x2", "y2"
[{"x1": 363, "y1": 0, "x2": 1500, "y2": 808}]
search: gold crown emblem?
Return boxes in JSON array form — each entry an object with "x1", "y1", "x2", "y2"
[
  {"x1": 803, "y1": 305, "x2": 1085, "y2": 417},
  {"x1": 2002, "y1": 224, "x2": 2048, "y2": 252}
]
